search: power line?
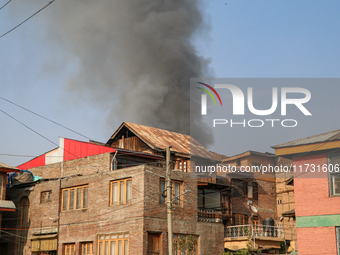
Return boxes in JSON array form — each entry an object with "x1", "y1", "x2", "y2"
[
  {"x1": 0, "y1": 96, "x2": 92, "y2": 140},
  {"x1": 0, "y1": 0, "x2": 11, "y2": 11},
  {"x1": 0, "y1": 0, "x2": 55, "y2": 39},
  {"x1": 0, "y1": 108, "x2": 59, "y2": 148}
]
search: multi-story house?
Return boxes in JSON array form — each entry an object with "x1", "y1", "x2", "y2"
[
  {"x1": 275, "y1": 157, "x2": 297, "y2": 254},
  {"x1": 0, "y1": 162, "x2": 21, "y2": 253},
  {"x1": 272, "y1": 129, "x2": 340, "y2": 255},
  {"x1": 221, "y1": 151, "x2": 284, "y2": 253},
  {"x1": 1, "y1": 122, "x2": 228, "y2": 255}
]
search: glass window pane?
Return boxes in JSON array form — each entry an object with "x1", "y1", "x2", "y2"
[
  {"x1": 118, "y1": 234, "x2": 124, "y2": 238},
  {"x1": 120, "y1": 181, "x2": 125, "y2": 204},
  {"x1": 63, "y1": 190, "x2": 68, "y2": 211},
  {"x1": 105, "y1": 241, "x2": 109, "y2": 255},
  {"x1": 83, "y1": 187, "x2": 88, "y2": 208},
  {"x1": 160, "y1": 180, "x2": 166, "y2": 204},
  {"x1": 111, "y1": 241, "x2": 116, "y2": 255},
  {"x1": 174, "y1": 182, "x2": 180, "y2": 204},
  {"x1": 69, "y1": 189, "x2": 75, "y2": 210},
  {"x1": 111, "y1": 235, "x2": 117, "y2": 239},
  {"x1": 118, "y1": 240, "x2": 123, "y2": 255},
  {"x1": 76, "y1": 188, "x2": 82, "y2": 209},
  {"x1": 124, "y1": 240, "x2": 128, "y2": 255},
  {"x1": 99, "y1": 242, "x2": 103, "y2": 255},
  {"x1": 112, "y1": 183, "x2": 118, "y2": 205},
  {"x1": 126, "y1": 180, "x2": 132, "y2": 203}
]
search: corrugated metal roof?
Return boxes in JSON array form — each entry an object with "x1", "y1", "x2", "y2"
[
  {"x1": 272, "y1": 129, "x2": 340, "y2": 149},
  {"x1": 0, "y1": 200, "x2": 16, "y2": 210},
  {"x1": 0, "y1": 162, "x2": 20, "y2": 172},
  {"x1": 222, "y1": 150, "x2": 275, "y2": 162},
  {"x1": 108, "y1": 122, "x2": 219, "y2": 161}
]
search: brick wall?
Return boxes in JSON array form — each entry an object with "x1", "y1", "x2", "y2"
[
  {"x1": 3, "y1": 161, "x2": 224, "y2": 255},
  {"x1": 293, "y1": 154, "x2": 340, "y2": 217},
  {"x1": 297, "y1": 227, "x2": 337, "y2": 255}
]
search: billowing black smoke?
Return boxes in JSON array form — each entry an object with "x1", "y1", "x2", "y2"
[{"x1": 47, "y1": 0, "x2": 213, "y2": 145}]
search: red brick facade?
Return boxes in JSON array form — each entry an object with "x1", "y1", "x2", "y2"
[{"x1": 2, "y1": 155, "x2": 224, "y2": 255}]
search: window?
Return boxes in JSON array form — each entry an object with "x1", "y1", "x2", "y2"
[
  {"x1": 232, "y1": 179, "x2": 247, "y2": 197},
  {"x1": 233, "y1": 214, "x2": 248, "y2": 225},
  {"x1": 62, "y1": 185, "x2": 88, "y2": 211},
  {"x1": 0, "y1": 175, "x2": 3, "y2": 199},
  {"x1": 116, "y1": 158, "x2": 140, "y2": 169},
  {"x1": 337, "y1": 227, "x2": 340, "y2": 255},
  {"x1": 41, "y1": 191, "x2": 52, "y2": 203},
  {"x1": 198, "y1": 188, "x2": 221, "y2": 209},
  {"x1": 64, "y1": 243, "x2": 75, "y2": 255},
  {"x1": 110, "y1": 179, "x2": 132, "y2": 206},
  {"x1": 173, "y1": 234, "x2": 199, "y2": 255},
  {"x1": 81, "y1": 242, "x2": 93, "y2": 255},
  {"x1": 329, "y1": 154, "x2": 340, "y2": 196},
  {"x1": 159, "y1": 179, "x2": 181, "y2": 205},
  {"x1": 175, "y1": 160, "x2": 188, "y2": 172},
  {"x1": 98, "y1": 233, "x2": 129, "y2": 255},
  {"x1": 18, "y1": 197, "x2": 29, "y2": 255}
]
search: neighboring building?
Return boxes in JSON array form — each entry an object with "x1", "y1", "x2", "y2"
[
  {"x1": 1, "y1": 122, "x2": 228, "y2": 255},
  {"x1": 221, "y1": 151, "x2": 284, "y2": 253},
  {"x1": 275, "y1": 157, "x2": 297, "y2": 254},
  {"x1": 0, "y1": 162, "x2": 21, "y2": 252},
  {"x1": 273, "y1": 129, "x2": 340, "y2": 255}
]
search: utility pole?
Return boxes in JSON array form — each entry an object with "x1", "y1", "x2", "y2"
[{"x1": 166, "y1": 146, "x2": 173, "y2": 255}]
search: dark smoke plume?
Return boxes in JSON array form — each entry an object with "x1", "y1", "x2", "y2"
[{"x1": 46, "y1": 0, "x2": 213, "y2": 145}]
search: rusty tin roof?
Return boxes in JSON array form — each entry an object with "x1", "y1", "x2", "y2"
[{"x1": 107, "y1": 122, "x2": 220, "y2": 161}]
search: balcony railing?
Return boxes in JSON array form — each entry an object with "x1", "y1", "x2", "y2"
[
  {"x1": 198, "y1": 207, "x2": 232, "y2": 223},
  {"x1": 224, "y1": 225, "x2": 284, "y2": 239}
]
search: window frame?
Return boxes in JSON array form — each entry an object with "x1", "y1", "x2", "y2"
[
  {"x1": 64, "y1": 243, "x2": 75, "y2": 255},
  {"x1": 175, "y1": 160, "x2": 188, "y2": 172},
  {"x1": 18, "y1": 197, "x2": 29, "y2": 255},
  {"x1": 110, "y1": 178, "x2": 132, "y2": 206},
  {"x1": 61, "y1": 185, "x2": 88, "y2": 211},
  {"x1": 233, "y1": 214, "x2": 248, "y2": 226},
  {"x1": 81, "y1": 242, "x2": 93, "y2": 255},
  {"x1": 159, "y1": 179, "x2": 182, "y2": 206},
  {"x1": 0, "y1": 175, "x2": 3, "y2": 200},
  {"x1": 41, "y1": 190, "x2": 52, "y2": 203},
  {"x1": 328, "y1": 153, "x2": 340, "y2": 197},
  {"x1": 337, "y1": 226, "x2": 340, "y2": 255},
  {"x1": 97, "y1": 233, "x2": 129, "y2": 255}
]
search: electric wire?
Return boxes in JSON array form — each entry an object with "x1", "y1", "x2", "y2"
[
  {"x1": 0, "y1": 96, "x2": 92, "y2": 140},
  {"x1": 0, "y1": 0, "x2": 55, "y2": 39},
  {"x1": 0, "y1": 0, "x2": 11, "y2": 11}
]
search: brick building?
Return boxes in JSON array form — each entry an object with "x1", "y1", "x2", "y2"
[
  {"x1": 1, "y1": 122, "x2": 227, "y2": 255},
  {"x1": 275, "y1": 157, "x2": 296, "y2": 254},
  {"x1": 0, "y1": 162, "x2": 21, "y2": 253},
  {"x1": 273, "y1": 129, "x2": 340, "y2": 255},
  {"x1": 221, "y1": 151, "x2": 284, "y2": 253}
]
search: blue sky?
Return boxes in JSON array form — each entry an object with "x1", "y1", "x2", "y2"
[{"x1": 1, "y1": 0, "x2": 340, "y2": 166}]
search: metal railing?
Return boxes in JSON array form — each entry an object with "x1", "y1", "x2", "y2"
[{"x1": 224, "y1": 224, "x2": 284, "y2": 239}]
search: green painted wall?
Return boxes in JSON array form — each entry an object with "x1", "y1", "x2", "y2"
[{"x1": 297, "y1": 214, "x2": 340, "y2": 228}]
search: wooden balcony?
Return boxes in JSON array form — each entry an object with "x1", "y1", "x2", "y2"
[{"x1": 198, "y1": 204, "x2": 232, "y2": 223}]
